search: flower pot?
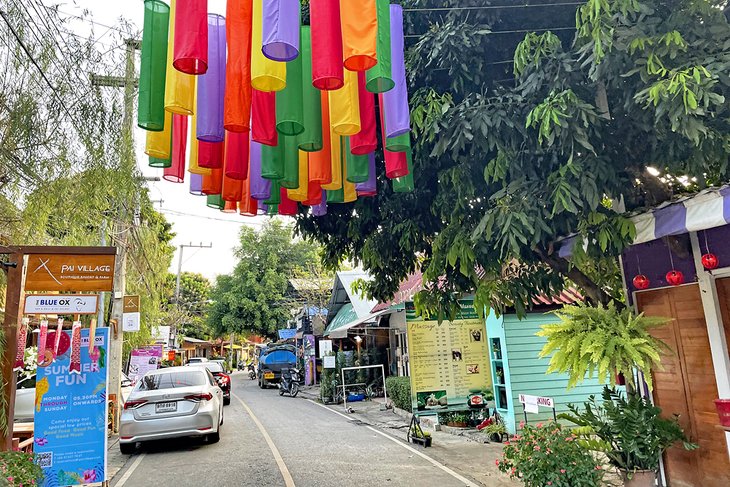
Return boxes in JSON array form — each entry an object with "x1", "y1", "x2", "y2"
[
  {"x1": 410, "y1": 436, "x2": 432, "y2": 447},
  {"x1": 489, "y1": 432, "x2": 503, "y2": 443},
  {"x1": 620, "y1": 469, "x2": 656, "y2": 487},
  {"x1": 714, "y1": 399, "x2": 730, "y2": 427},
  {"x1": 447, "y1": 421, "x2": 468, "y2": 428}
]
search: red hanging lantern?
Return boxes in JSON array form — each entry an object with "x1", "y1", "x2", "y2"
[
  {"x1": 632, "y1": 274, "x2": 650, "y2": 290},
  {"x1": 666, "y1": 270, "x2": 684, "y2": 286},
  {"x1": 701, "y1": 253, "x2": 719, "y2": 270}
]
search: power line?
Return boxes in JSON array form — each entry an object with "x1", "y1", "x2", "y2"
[
  {"x1": 158, "y1": 207, "x2": 270, "y2": 225},
  {"x1": 403, "y1": 2, "x2": 583, "y2": 12},
  {"x1": 405, "y1": 26, "x2": 576, "y2": 39}
]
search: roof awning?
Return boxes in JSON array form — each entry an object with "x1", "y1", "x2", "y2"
[
  {"x1": 325, "y1": 308, "x2": 394, "y2": 339},
  {"x1": 223, "y1": 344, "x2": 242, "y2": 350},
  {"x1": 323, "y1": 303, "x2": 357, "y2": 337}
]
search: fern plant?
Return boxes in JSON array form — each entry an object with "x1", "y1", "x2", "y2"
[{"x1": 537, "y1": 303, "x2": 670, "y2": 390}]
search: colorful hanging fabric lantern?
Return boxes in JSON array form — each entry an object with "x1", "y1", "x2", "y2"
[
  {"x1": 340, "y1": 0, "x2": 378, "y2": 71},
  {"x1": 303, "y1": 180, "x2": 323, "y2": 206},
  {"x1": 341, "y1": 141, "x2": 358, "y2": 202},
  {"x1": 381, "y1": 5, "x2": 410, "y2": 138},
  {"x1": 14, "y1": 318, "x2": 29, "y2": 371},
  {"x1": 222, "y1": 200, "x2": 238, "y2": 213},
  {"x1": 164, "y1": 0, "x2": 195, "y2": 115},
  {"x1": 366, "y1": 0, "x2": 394, "y2": 93},
  {"x1": 138, "y1": 0, "x2": 170, "y2": 131},
  {"x1": 239, "y1": 162, "x2": 258, "y2": 216},
  {"x1": 329, "y1": 69, "x2": 361, "y2": 136},
  {"x1": 267, "y1": 204, "x2": 279, "y2": 215},
  {"x1": 343, "y1": 178, "x2": 357, "y2": 203},
  {"x1": 262, "y1": 0, "x2": 301, "y2": 62},
  {"x1": 207, "y1": 194, "x2": 225, "y2": 209},
  {"x1": 298, "y1": 26, "x2": 323, "y2": 152},
  {"x1": 287, "y1": 151, "x2": 309, "y2": 201},
  {"x1": 309, "y1": 92, "x2": 333, "y2": 184},
  {"x1": 378, "y1": 96, "x2": 409, "y2": 178},
  {"x1": 321, "y1": 133, "x2": 343, "y2": 190},
  {"x1": 276, "y1": 48, "x2": 305, "y2": 136},
  {"x1": 202, "y1": 167, "x2": 223, "y2": 195},
  {"x1": 198, "y1": 141, "x2": 224, "y2": 169},
  {"x1": 252, "y1": 89, "x2": 279, "y2": 146},
  {"x1": 224, "y1": 130, "x2": 250, "y2": 180},
  {"x1": 386, "y1": 131, "x2": 410, "y2": 152},
  {"x1": 188, "y1": 98, "x2": 211, "y2": 175},
  {"x1": 312, "y1": 192, "x2": 327, "y2": 216},
  {"x1": 146, "y1": 111, "x2": 172, "y2": 162},
  {"x1": 258, "y1": 199, "x2": 268, "y2": 213},
  {"x1": 173, "y1": 0, "x2": 208, "y2": 75},
  {"x1": 264, "y1": 180, "x2": 282, "y2": 205},
  {"x1": 261, "y1": 134, "x2": 285, "y2": 180},
  {"x1": 345, "y1": 138, "x2": 370, "y2": 184},
  {"x1": 280, "y1": 135, "x2": 300, "y2": 189},
  {"x1": 309, "y1": 0, "x2": 344, "y2": 90},
  {"x1": 224, "y1": 0, "x2": 253, "y2": 132},
  {"x1": 197, "y1": 14, "x2": 226, "y2": 142},
  {"x1": 278, "y1": 186, "x2": 298, "y2": 215},
  {"x1": 190, "y1": 172, "x2": 204, "y2": 195},
  {"x1": 69, "y1": 321, "x2": 82, "y2": 374},
  {"x1": 327, "y1": 185, "x2": 344, "y2": 204},
  {"x1": 392, "y1": 151, "x2": 414, "y2": 193},
  {"x1": 149, "y1": 153, "x2": 172, "y2": 168},
  {"x1": 350, "y1": 72, "x2": 377, "y2": 155},
  {"x1": 249, "y1": 141, "x2": 272, "y2": 200},
  {"x1": 251, "y1": 0, "x2": 287, "y2": 92},
  {"x1": 164, "y1": 114, "x2": 188, "y2": 182},
  {"x1": 356, "y1": 153, "x2": 377, "y2": 196}
]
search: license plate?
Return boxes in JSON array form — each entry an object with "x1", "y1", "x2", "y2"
[
  {"x1": 264, "y1": 372, "x2": 274, "y2": 379},
  {"x1": 156, "y1": 401, "x2": 177, "y2": 413}
]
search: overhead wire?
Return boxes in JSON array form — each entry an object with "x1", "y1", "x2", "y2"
[{"x1": 402, "y1": 2, "x2": 583, "y2": 12}]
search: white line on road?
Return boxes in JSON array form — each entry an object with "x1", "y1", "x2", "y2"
[
  {"x1": 234, "y1": 392, "x2": 295, "y2": 487},
  {"x1": 307, "y1": 400, "x2": 480, "y2": 487},
  {"x1": 114, "y1": 453, "x2": 146, "y2": 487}
]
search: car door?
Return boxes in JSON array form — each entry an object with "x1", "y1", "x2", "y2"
[{"x1": 206, "y1": 370, "x2": 223, "y2": 424}]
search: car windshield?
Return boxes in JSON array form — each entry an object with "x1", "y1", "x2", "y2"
[
  {"x1": 192, "y1": 363, "x2": 223, "y2": 373},
  {"x1": 137, "y1": 371, "x2": 206, "y2": 390}
]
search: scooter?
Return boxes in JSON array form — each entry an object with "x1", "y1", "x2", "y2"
[
  {"x1": 278, "y1": 367, "x2": 301, "y2": 397},
  {"x1": 248, "y1": 364, "x2": 256, "y2": 380}
]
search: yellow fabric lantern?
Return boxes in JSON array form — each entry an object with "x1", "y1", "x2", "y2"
[
  {"x1": 188, "y1": 90, "x2": 211, "y2": 175},
  {"x1": 164, "y1": 0, "x2": 195, "y2": 115},
  {"x1": 321, "y1": 133, "x2": 343, "y2": 190},
  {"x1": 251, "y1": 0, "x2": 287, "y2": 92},
  {"x1": 145, "y1": 110, "x2": 172, "y2": 159},
  {"x1": 287, "y1": 151, "x2": 310, "y2": 202},
  {"x1": 328, "y1": 69, "x2": 361, "y2": 136}
]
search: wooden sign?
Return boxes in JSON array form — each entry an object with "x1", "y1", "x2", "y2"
[
  {"x1": 24, "y1": 254, "x2": 115, "y2": 292},
  {"x1": 24, "y1": 294, "x2": 99, "y2": 315},
  {"x1": 123, "y1": 295, "x2": 140, "y2": 313}
]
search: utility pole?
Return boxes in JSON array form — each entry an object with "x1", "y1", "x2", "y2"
[{"x1": 173, "y1": 242, "x2": 212, "y2": 348}]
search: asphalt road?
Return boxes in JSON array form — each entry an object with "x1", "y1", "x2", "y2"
[{"x1": 111, "y1": 372, "x2": 478, "y2": 487}]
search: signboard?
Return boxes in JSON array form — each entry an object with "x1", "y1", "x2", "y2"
[
  {"x1": 152, "y1": 325, "x2": 170, "y2": 345},
  {"x1": 24, "y1": 294, "x2": 98, "y2": 315},
  {"x1": 318, "y1": 339, "x2": 333, "y2": 358},
  {"x1": 25, "y1": 254, "x2": 115, "y2": 292},
  {"x1": 278, "y1": 328, "x2": 297, "y2": 340},
  {"x1": 122, "y1": 295, "x2": 141, "y2": 332},
  {"x1": 128, "y1": 346, "x2": 163, "y2": 382},
  {"x1": 405, "y1": 299, "x2": 492, "y2": 414},
  {"x1": 34, "y1": 328, "x2": 108, "y2": 486},
  {"x1": 519, "y1": 394, "x2": 554, "y2": 414},
  {"x1": 323, "y1": 356, "x2": 336, "y2": 369}
]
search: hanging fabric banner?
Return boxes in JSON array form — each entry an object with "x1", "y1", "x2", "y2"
[
  {"x1": 69, "y1": 321, "x2": 82, "y2": 374},
  {"x1": 252, "y1": 89, "x2": 279, "y2": 146},
  {"x1": 298, "y1": 26, "x2": 323, "y2": 152},
  {"x1": 202, "y1": 167, "x2": 223, "y2": 195},
  {"x1": 53, "y1": 318, "x2": 63, "y2": 357},
  {"x1": 309, "y1": 92, "x2": 333, "y2": 184},
  {"x1": 249, "y1": 141, "x2": 272, "y2": 200},
  {"x1": 251, "y1": 0, "x2": 287, "y2": 92},
  {"x1": 303, "y1": 180, "x2": 323, "y2": 206},
  {"x1": 386, "y1": 131, "x2": 410, "y2": 152},
  {"x1": 88, "y1": 318, "x2": 97, "y2": 355},
  {"x1": 393, "y1": 151, "x2": 414, "y2": 193},
  {"x1": 342, "y1": 140, "x2": 358, "y2": 202},
  {"x1": 222, "y1": 200, "x2": 238, "y2": 213},
  {"x1": 345, "y1": 138, "x2": 370, "y2": 184},
  {"x1": 356, "y1": 153, "x2": 377, "y2": 196},
  {"x1": 312, "y1": 191, "x2": 328, "y2": 216},
  {"x1": 197, "y1": 14, "x2": 226, "y2": 142},
  {"x1": 280, "y1": 135, "x2": 300, "y2": 189},
  {"x1": 379, "y1": 94, "x2": 409, "y2": 178},
  {"x1": 14, "y1": 318, "x2": 29, "y2": 371},
  {"x1": 199, "y1": 141, "x2": 224, "y2": 169},
  {"x1": 224, "y1": 0, "x2": 253, "y2": 132},
  {"x1": 207, "y1": 194, "x2": 225, "y2": 209},
  {"x1": 261, "y1": 135, "x2": 285, "y2": 180},
  {"x1": 366, "y1": 0, "x2": 394, "y2": 93},
  {"x1": 164, "y1": 0, "x2": 195, "y2": 115},
  {"x1": 340, "y1": 0, "x2": 378, "y2": 71},
  {"x1": 287, "y1": 151, "x2": 309, "y2": 201},
  {"x1": 146, "y1": 111, "x2": 172, "y2": 161},
  {"x1": 239, "y1": 163, "x2": 258, "y2": 216},
  {"x1": 37, "y1": 320, "x2": 48, "y2": 366},
  {"x1": 321, "y1": 133, "x2": 343, "y2": 190},
  {"x1": 278, "y1": 186, "x2": 298, "y2": 215},
  {"x1": 329, "y1": 69, "x2": 361, "y2": 136},
  {"x1": 262, "y1": 0, "x2": 301, "y2": 62},
  {"x1": 138, "y1": 0, "x2": 170, "y2": 131},
  {"x1": 381, "y1": 5, "x2": 410, "y2": 138},
  {"x1": 190, "y1": 172, "x2": 204, "y2": 195},
  {"x1": 350, "y1": 72, "x2": 377, "y2": 155},
  {"x1": 309, "y1": 0, "x2": 344, "y2": 90},
  {"x1": 173, "y1": 0, "x2": 208, "y2": 75},
  {"x1": 258, "y1": 200, "x2": 269, "y2": 213},
  {"x1": 188, "y1": 97, "x2": 211, "y2": 175},
  {"x1": 164, "y1": 114, "x2": 188, "y2": 183},
  {"x1": 224, "y1": 130, "x2": 250, "y2": 180},
  {"x1": 276, "y1": 47, "x2": 305, "y2": 136},
  {"x1": 264, "y1": 180, "x2": 282, "y2": 205}
]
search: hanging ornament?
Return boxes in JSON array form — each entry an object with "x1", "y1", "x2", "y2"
[
  {"x1": 632, "y1": 274, "x2": 650, "y2": 290},
  {"x1": 69, "y1": 321, "x2": 82, "y2": 374},
  {"x1": 14, "y1": 318, "x2": 29, "y2": 370},
  {"x1": 666, "y1": 270, "x2": 684, "y2": 286},
  {"x1": 702, "y1": 253, "x2": 719, "y2": 270}
]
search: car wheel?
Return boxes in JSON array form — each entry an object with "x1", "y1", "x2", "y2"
[
  {"x1": 291, "y1": 383, "x2": 299, "y2": 398},
  {"x1": 224, "y1": 396, "x2": 230, "y2": 406},
  {"x1": 208, "y1": 430, "x2": 220, "y2": 443},
  {"x1": 119, "y1": 442, "x2": 136, "y2": 455},
  {"x1": 220, "y1": 407, "x2": 224, "y2": 425}
]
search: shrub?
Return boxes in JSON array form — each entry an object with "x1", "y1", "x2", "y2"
[
  {"x1": 0, "y1": 451, "x2": 44, "y2": 486},
  {"x1": 385, "y1": 376, "x2": 411, "y2": 412},
  {"x1": 498, "y1": 422, "x2": 604, "y2": 487}
]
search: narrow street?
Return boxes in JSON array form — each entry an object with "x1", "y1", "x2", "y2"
[{"x1": 110, "y1": 372, "x2": 483, "y2": 487}]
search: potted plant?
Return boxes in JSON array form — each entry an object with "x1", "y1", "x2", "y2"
[
  {"x1": 0, "y1": 450, "x2": 44, "y2": 486},
  {"x1": 483, "y1": 422, "x2": 507, "y2": 442},
  {"x1": 495, "y1": 368, "x2": 505, "y2": 385},
  {"x1": 492, "y1": 342, "x2": 502, "y2": 360},
  {"x1": 561, "y1": 387, "x2": 697, "y2": 487}
]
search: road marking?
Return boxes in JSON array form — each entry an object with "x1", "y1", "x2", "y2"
[
  {"x1": 234, "y1": 392, "x2": 295, "y2": 487},
  {"x1": 307, "y1": 400, "x2": 480, "y2": 487},
  {"x1": 114, "y1": 453, "x2": 146, "y2": 487}
]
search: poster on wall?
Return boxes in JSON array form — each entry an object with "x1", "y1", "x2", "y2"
[
  {"x1": 405, "y1": 300, "x2": 492, "y2": 414},
  {"x1": 128, "y1": 346, "x2": 163, "y2": 382},
  {"x1": 34, "y1": 327, "x2": 109, "y2": 486}
]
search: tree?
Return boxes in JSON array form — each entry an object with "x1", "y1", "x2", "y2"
[
  {"x1": 164, "y1": 272, "x2": 212, "y2": 340},
  {"x1": 208, "y1": 220, "x2": 320, "y2": 338},
  {"x1": 295, "y1": 0, "x2": 730, "y2": 317}
]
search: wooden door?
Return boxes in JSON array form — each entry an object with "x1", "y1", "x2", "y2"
[{"x1": 636, "y1": 285, "x2": 730, "y2": 487}]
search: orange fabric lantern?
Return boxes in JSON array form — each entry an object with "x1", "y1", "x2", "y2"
[
  {"x1": 340, "y1": 0, "x2": 378, "y2": 71},
  {"x1": 321, "y1": 133, "x2": 343, "y2": 191},
  {"x1": 309, "y1": 92, "x2": 333, "y2": 184},
  {"x1": 224, "y1": 0, "x2": 253, "y2": 132}
]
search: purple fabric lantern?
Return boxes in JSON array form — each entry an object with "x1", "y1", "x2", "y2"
[
  {"x1": 356, "y1": 153, "x2": 377, "y2": 196},
  {"x1": 197, "y1": 14, "x2": 226, "y2": 142},
  {"x1": 262, "y1": 0, "x2": 301, "y2": 62},
  {"x1": 381, "y1": 5, "x2": 410, "y2": 138},
  {"x1": 190, "y1": 172, "x2": 204, "y2": 195},
  {"x1": 258, "y1": 199, "x2": 269, "y2": 214},
  {"x1": 312, "y1": 191, "x2": 327, "y2": 216},
  {"x1": 249, "y1": 141, "x2": 272, "y2": 200}
]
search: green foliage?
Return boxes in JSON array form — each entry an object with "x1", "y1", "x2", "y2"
[
  {"x1": 498, "y1": 422, "x2": 604, "y2": 487},
  {"x1": 560, "y1": 387, "x2": 697, "y2": 473},
  {"x1": 537, "y1": 303, "x2": 671, "y2": 390},
  {"x1": 385, "y1": 376, "x2": 412, "y2": 412},
  {"x1": 482, "y1": 422, "x2": 507, "y2": 436},
  {"x1": 164, "y1": 272, "x2": 212, "y2": 340},
  {"x1": 0, "y1": 450, "x2": 44, "y2": 486}
]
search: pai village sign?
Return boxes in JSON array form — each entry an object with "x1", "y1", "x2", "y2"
[{"x1": 0, "y1": 245, "x2": 116, "y2": 450}]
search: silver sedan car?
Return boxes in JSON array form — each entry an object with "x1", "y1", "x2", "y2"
[{"x1": 119, "y1": 366, "x2": 224, "y2": 454}]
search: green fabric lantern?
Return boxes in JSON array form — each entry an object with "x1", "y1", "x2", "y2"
[
  {"x1": 280, "y1": 135, "x2": 300, "y2": 189},
  {"x1": 206, "y1": 194, "x2": 224, "y2": 209},
  {"x1": 138, "y1": 0, "x2": 170, "y2": 131},
  {"x1": 365, "y1": 0, "x2": 394, "y2": 93},
  {"x1": 267, "y1": 204, "x2": 279, "y2": 215},
  {"x1": 275, "y1": 37, "x2": 305, "y2": 136},
  {"x1": 298, "y1": 26, "x2": 323, "y2": 151},
  {"x1": 265, "y1": 180, "x2": 281, "y2": 205},
  {"x1": 392, "y1": 151, "x2": 414, "y2": 193},
  {"x1": 149, "y1": 136, "x2": 172, "y2": 168},
  {"x1": 345, "y1": 138, "x2": 369, "y2": 184},
  {"x1": 386, "y1": 131, "x2": 410, "y2": 152},
  {"x1": 261, "y1": 135, "x2": 285, "y2": 180}
]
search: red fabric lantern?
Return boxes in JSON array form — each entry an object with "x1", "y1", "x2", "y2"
[
  {"x1": 278, "y1": 186, "x2": 298, "y2": 215},
  {"x1": 309, "y1": 0, "x2": 344, "y2": 90},
  {"x1": 350, "y1": 72, "x2": 377, "y2": 155},
  {"x1": 199, "y1": 141, "x2": 224, "y2": 169},
  {"x1": 163, "y1": 114, "x2": 188, "y2": 183},
  {"x1": 224, "y1": 130, "x2": 250, "y2": 180},
  {"x1": 666, "y1": 270, "x2": 684, "y2": 286},
  {"x1": 702, "y1": 253, "x2": 719, "y2": 270},
  {"x1": 632, "y1": 274, "x2": 650, "y2": 290},
  {"x1": 251, "y1": 89, "x2": 278, "y2": 146},
  {"x1": 173, "y1": 0, "x2": 208, "y2": 75}
]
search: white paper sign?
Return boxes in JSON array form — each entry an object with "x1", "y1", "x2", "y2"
[
  {"x1": 519, "y1": 394, "x2": 554, "y2": 413},
  {"x1": 323, "y1": 355, "x2": 336, "y2": 369},
  {"x1": 25, "y1": 294, "x2": 98, "y2": 315},
  {"x1": 319, "y1": 339, "x2": 333, "y2": 358},
  {"x1": 122, "y1": 312, "x2": 140, "y2": 332}
]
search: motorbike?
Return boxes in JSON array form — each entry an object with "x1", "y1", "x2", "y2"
[
  {"x1": 278, "y1": 367, "x2": 301, "y2": 397},
  {"x1": 248, "y1": 364, "x2": 256, "y2": 380}
]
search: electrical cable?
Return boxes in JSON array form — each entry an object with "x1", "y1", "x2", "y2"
[
  {"x1": 405, "y1": 26, "x2": 575, "y2": 38},
  {"x1": 403, "y1": 2, "x2": 583, "y2": 13}
]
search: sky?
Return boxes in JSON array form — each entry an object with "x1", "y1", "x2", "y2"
[{"x1": 56, "y1": 0, "x2": 277, "y2": 281}]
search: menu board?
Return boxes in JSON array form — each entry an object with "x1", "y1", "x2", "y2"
[{"x1": 406, "y1": 300, "x2": 491, "y2": 413}]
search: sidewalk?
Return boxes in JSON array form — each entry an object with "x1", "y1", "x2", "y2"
[
  {"x1": 106, "y1": 435, "x2": 129, "y2": 483},
  {"x1": 298, "y1": 385, "x2": 516, "y2": 486}
]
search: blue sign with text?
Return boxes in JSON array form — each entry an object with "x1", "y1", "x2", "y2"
[
  {"x1": 34, "y1": 328, "x2": 108, "y2": 486},
  {"x1": 278, "y1": 328, "x2": 297, "y2": 340}
]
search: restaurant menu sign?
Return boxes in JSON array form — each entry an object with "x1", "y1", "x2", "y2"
[
  {"x1": 34, "y1": 328, "x2": 109, "y2": 486},
  {"x1": 24, "y1": 294, "x2": 99, "y2": 315},
  {"x1": 405, "y1": 300, "x2": 492, "y2": 414},
  {"x1": 25, "y1": 254, "x2": 115, "y2": 292},
  {"x1": 128, "y1": 345, "x2": 163, "y2": 382}
]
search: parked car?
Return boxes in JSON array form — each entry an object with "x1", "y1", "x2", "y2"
[
  {"x1": 209, "y1": 357, "x2": 230, "y2": 373},
  {"x1": 119, "y1": 366, "x2": 224, "y2": 454},
  {"x1": 189, "y1": 362, "x2": 231, "y2": 405},
  {"x1": 257, "y1": 344, "x2": 296, "y2": 388},
  {"x1": 185, "y1": 357, "x2": 209, "y2": 365}
]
